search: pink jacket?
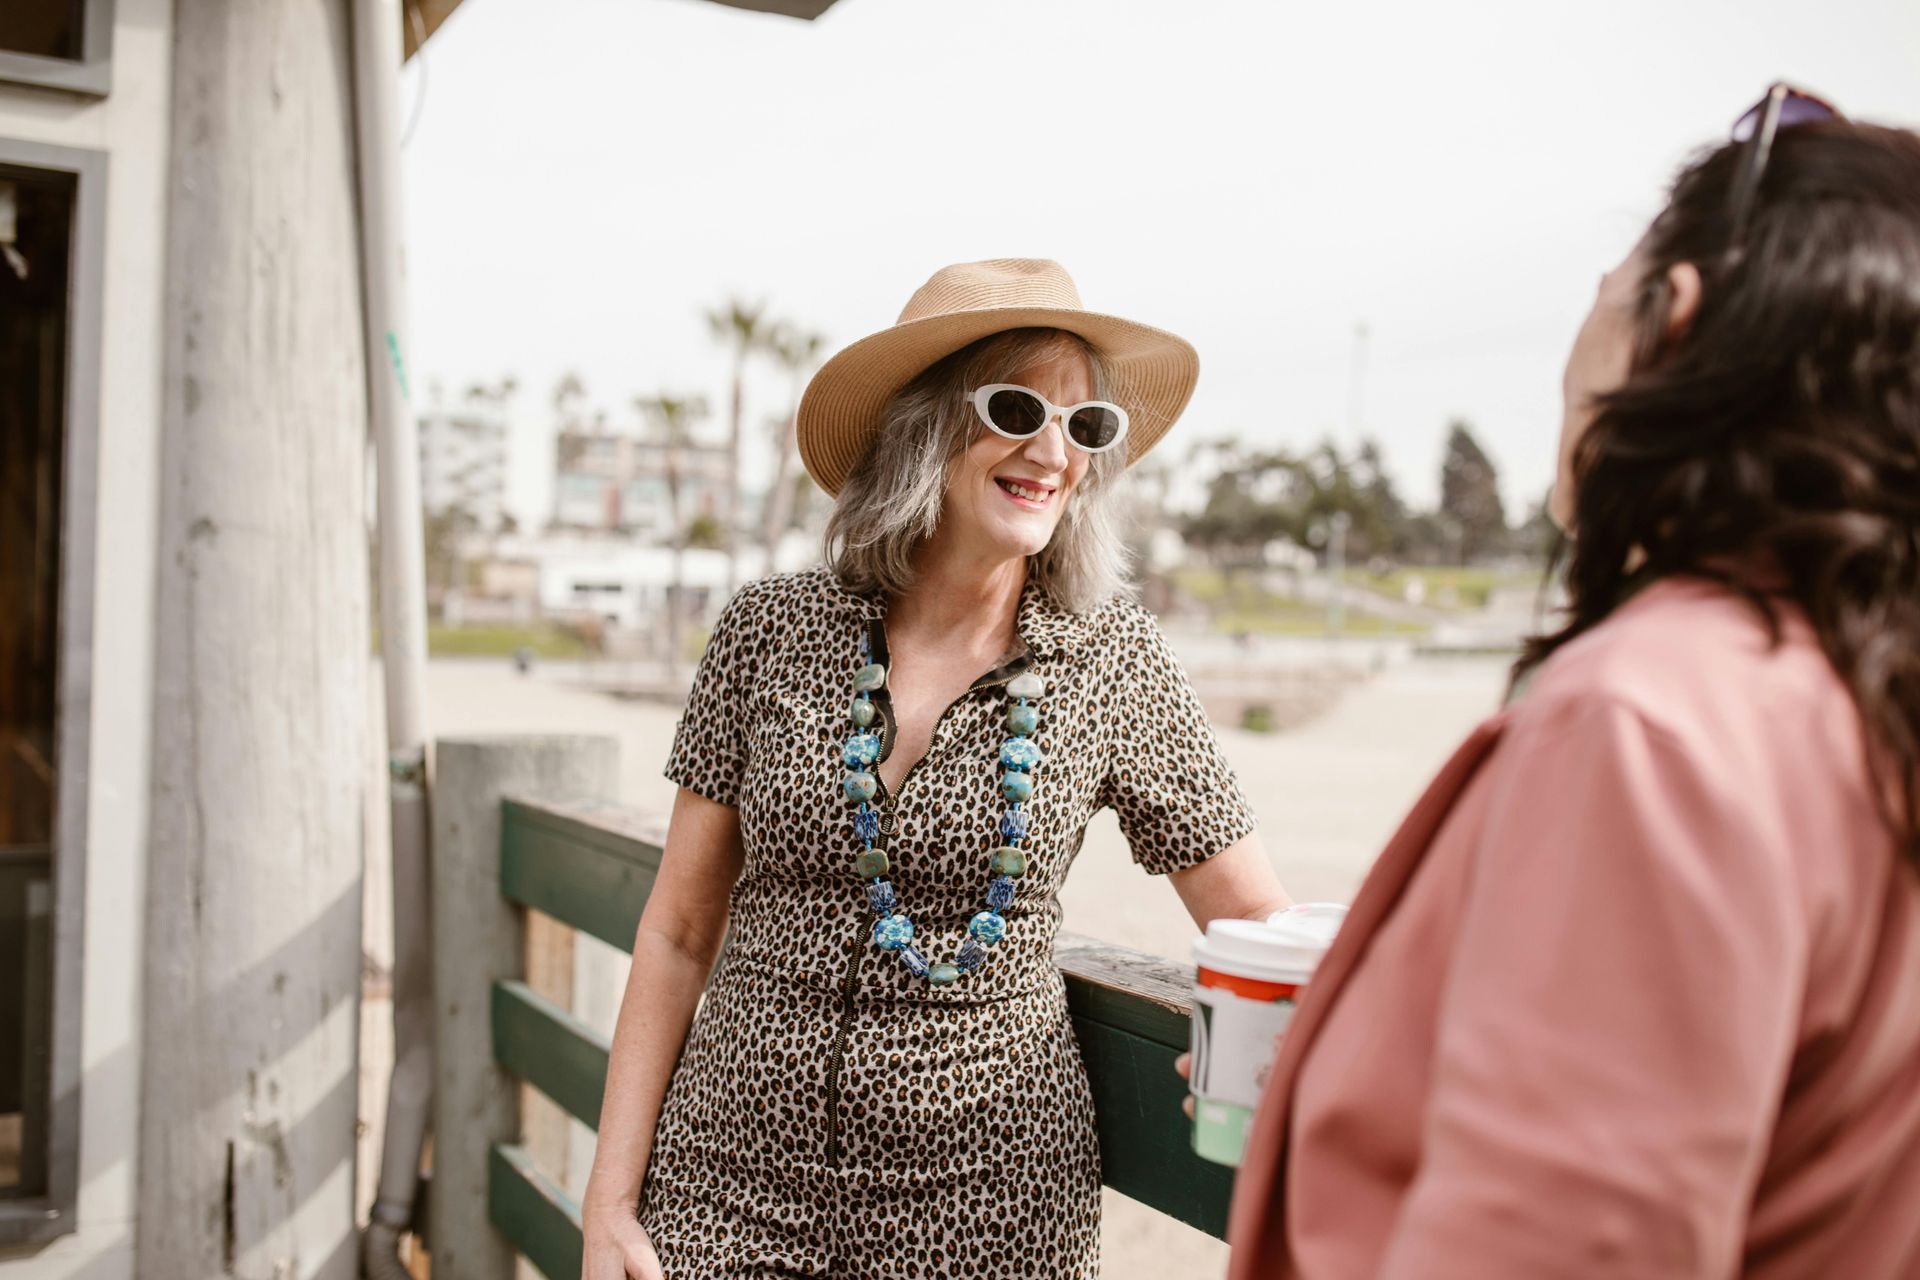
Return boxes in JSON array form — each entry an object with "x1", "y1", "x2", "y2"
[{"x1": 1227, "y1": 579, "x2": 1920, "y2": 1279}]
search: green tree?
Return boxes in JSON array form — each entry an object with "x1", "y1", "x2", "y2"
[
  {"x1": 1512, "y1": 491, "x2": 1561, "y2": 563},
  {"x1": 1438, "y1": 420, "x2": 1508, "y2": 563},
  {"x1": 1180, "y1": 439, "x2": 1314, "y2": 571},
  {"x1": 1351, "y1": 438, "x2": 1411, "y2": 559},
  {"x1": 551, "y1": 369, "x2": 587, "y2": 430},
  {"x1": 634, "y1": 393, "x2": 711, "y2": 683},
  {"x1": 422, "y1": 507, "x2": 478, "y2": 599},
  {"x1": 706, "y1": 297, "x2": 776, "y2": 590},
  {"x1": 1299, "y1": 440, "x2": 1406, "y2": 562},
  {"x1": 762, "y1": 323, "x2": 827, "y2": 560}
]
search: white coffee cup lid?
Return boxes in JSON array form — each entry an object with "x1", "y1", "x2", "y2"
[
  {"x1": 1266, "y1": 902, "x2": 1348, "y2": 940},
  {"x1": 1192, "y1": 903, "x2": 1347, "y2": 984}
]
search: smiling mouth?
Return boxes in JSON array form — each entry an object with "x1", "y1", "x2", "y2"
[{"x1": 995, "y1": 477, "x2": 1055, "y2": 507}]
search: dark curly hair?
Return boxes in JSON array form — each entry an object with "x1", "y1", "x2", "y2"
[{"x1": 1518, "y1": 120, "x2": 1920, "y2": 864}]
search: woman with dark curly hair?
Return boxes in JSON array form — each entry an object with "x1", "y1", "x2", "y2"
[{"x1": 1217, "y1": 87, "x2": 1920, "y2": 1278}]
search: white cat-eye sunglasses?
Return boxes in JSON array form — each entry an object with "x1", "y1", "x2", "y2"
[{"x1": 968, "y1": 384, "x2": 1131, "y2": 455}]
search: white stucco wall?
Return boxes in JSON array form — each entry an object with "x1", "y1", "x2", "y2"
[{"x1": 0, "y1": 3, "x2": 172, "y2": 1275}]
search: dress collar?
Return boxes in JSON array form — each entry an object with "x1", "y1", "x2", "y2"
[{"x1": 1012, "y1": 574, "x2": 1092, "y2": 660}]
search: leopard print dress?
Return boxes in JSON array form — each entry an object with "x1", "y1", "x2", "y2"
[{"x1": 638, "y1": 564, "x2": 1256, "y2": 1279}]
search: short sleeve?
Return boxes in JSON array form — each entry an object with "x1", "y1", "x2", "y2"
[
  {"x1": 1097, "y1": 610, "x2": 1258, "y2": 874},
  {"x1": 663, "y1": 584, "x2": 763, "y2": 808}
]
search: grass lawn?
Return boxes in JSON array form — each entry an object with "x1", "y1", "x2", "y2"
[
  {"x1": 1214, "y1": 604, "x2": 1429, "y2": 636},
  {"x1": 425, "y1": 622, "x2": 590, "y2": 660},
  {"x1": 1170, "y1": 568, "x2": 1429, "y2": 635},
  {"x1": 1358, "y1": 566, "x2": 1543, "y2": 609}
]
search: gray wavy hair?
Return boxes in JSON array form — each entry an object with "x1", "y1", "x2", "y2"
[{"x1": 824, "y1": 328, "x2": 1134, "y2": 614}]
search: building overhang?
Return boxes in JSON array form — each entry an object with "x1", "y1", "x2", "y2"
[{"x1": 405, "y1": 0, "x2": 845, "y2": 59}]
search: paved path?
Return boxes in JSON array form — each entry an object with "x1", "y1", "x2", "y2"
[{"x1": 359, "y1": 653, "x2": 1510, "y2": 1275}]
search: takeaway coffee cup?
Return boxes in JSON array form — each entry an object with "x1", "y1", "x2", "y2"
[{"x1": 1188, "y1": 903, "x2": 1347, "y2": 1167}]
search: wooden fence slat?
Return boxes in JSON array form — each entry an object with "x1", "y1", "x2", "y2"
[
  {"x1": 492, "y1": 979, "x2": 611, "y2": 1130},
  {"x1": 1071, "y1": 1015, "x2": 1235, "y2": 1240},
  {"x1": 488, "y1": 1143, "x2": 583, "y2": 1280},
  {"x1": 501, "y1": 798, "x2": 662, "y2": 950}
]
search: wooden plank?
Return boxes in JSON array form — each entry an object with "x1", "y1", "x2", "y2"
[
  {"x1": 1056, "y1": 930, "x2": 1195, "y2": 1050},
  {"x1": 500, "y1": 797, "x2": 662, "y2": 951},
  {"x1": 703, "y1": 0, "x2": 842, "y2": 16},
  {"x1": 407, "y1": 0, "x2": 847, "y2": 56},
  {"x1": 492, "y1": 981, "x2": 610, "y2": 1130},
  {"x1": 523, "y1": 912, "x2": 577, "y2": 1186},
  {"x1": 488, "y1": 1143, "x2": 582, "y2": 1280},
  {"x1": 1072, "y1": 1015, "x2": 1233, "y2": 1239}
]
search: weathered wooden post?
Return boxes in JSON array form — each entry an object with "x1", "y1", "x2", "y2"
[
  {"x1": 432, "y1": 736, "x2": 619, "y2": 1279},
  {"x1": 137, "y1": 2, "x2": 371, "y2": 1277}
]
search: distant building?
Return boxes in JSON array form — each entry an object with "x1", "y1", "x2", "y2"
[
  {"x1": 551, "y1": 429, "x2": 729, "y2": 540},
  {"x1": 419, "y1": 404, "x2": 510, "y2": 531}
]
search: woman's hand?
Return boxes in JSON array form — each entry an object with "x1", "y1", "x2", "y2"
[
  {"x1": 1175, "y1": 1051, "x2": 1195, "y2": 1120},
  {"x1": 580, "y1": 1200, "x2": 664, "y2": 1280}
]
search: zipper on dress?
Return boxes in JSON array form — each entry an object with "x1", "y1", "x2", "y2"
[
  {"x1": 823, "y1": 918, "x2": 867, "y2": 1168},
  {"x1": 822, "y1": 620, "x2": 1032, "y2": 1168}
]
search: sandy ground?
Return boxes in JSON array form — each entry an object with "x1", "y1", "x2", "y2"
[{"x1": 358, "y1": 651, "x2": 1509, "y2": 1277}]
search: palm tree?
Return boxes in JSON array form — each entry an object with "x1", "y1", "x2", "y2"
[
  {"x1": 762, "y1": 324, "x2": 827, "y2": 565},
  {"x1": 634, "y1": 393, "x2": 710, "y2": 686},
  {"x1": 551, "y1": 370, "x2": 587, "y2": 431},
  {"x1": 705, "y1": 297, "x2": 775, "y2": 591}
]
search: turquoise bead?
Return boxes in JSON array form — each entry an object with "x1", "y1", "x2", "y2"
[
  {"x1": 1008, "y1": 670, "x2": 1046, "y2": 699},
  {"x1": 927, "y1": 962, "x2": 960, "y2": 986},
  {"x1": 1006, "y1": 703, "x2": 1039, "y2": 736},
  {"x1": 1000, "y1": 738, "x2": 1043, "y2": 771},
  {"x1": 968, "y1": 911, "x2": 1007, "y2": 944},
  {"x1": 851, "y1": 697, "x2": 877, "y2": 728},
  {"x1": 1000, "y1": 771, "x2": 1034, "y2": 803},
  {"x1": 989, "y1": 846, "x2": 1028, "y2": 878},
  {"x1": 844, "y1": 771, "x2": 877, "y2": 803},
  {"x1": 843, "y1": 733, "x2": 881, "y2": 767},
  {"x1": 855, "y1": 849, "x2": 889, "y2": 879},
  {"x1": 853, "y1": 662, "x2": 887, "y2": 692},
  {"x1": 872, "y1": 914, "x2": 915, "y2": 951}
]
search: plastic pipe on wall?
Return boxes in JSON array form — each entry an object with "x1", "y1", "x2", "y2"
[{"x1": 352, "y1": 1, "x2": 435, "y2": 1276}]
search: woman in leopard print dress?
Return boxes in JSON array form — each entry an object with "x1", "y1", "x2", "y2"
[{"x1": 582, "y1": 260, "x2": 1293, "y2": 1280}]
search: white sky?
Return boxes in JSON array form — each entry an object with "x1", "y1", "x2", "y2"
[{"x1": 401, "y1": 0, "x2": 1920, "y2": 529}]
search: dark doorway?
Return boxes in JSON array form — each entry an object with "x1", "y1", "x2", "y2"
[
  {"x1": 0, "y1": 1, "x2": 86, "y2": 62},
  {"x1": 0, "y1": 163, "x2": 75, "y2": 1200}
]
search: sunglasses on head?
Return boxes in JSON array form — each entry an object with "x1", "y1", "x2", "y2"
[
  {"x1": 1727, "y1": 82, "x2": 1843, "y2": 246},
  {"x1": 969, "y1": 384, "x2": 1131, "y2": 455}
]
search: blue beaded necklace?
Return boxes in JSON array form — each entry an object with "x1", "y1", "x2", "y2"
[{"x1": 841, "y1": 631, "x2": 1045, "y2": 986}]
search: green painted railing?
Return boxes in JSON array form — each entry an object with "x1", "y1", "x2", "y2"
[{"x1": 487, "y1": 795, "x2": 1231, "y2": 1277}]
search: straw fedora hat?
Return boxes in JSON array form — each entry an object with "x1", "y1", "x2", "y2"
[{"x1": 796, "y1": 258, "x2": 1200, "y2": 497}]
